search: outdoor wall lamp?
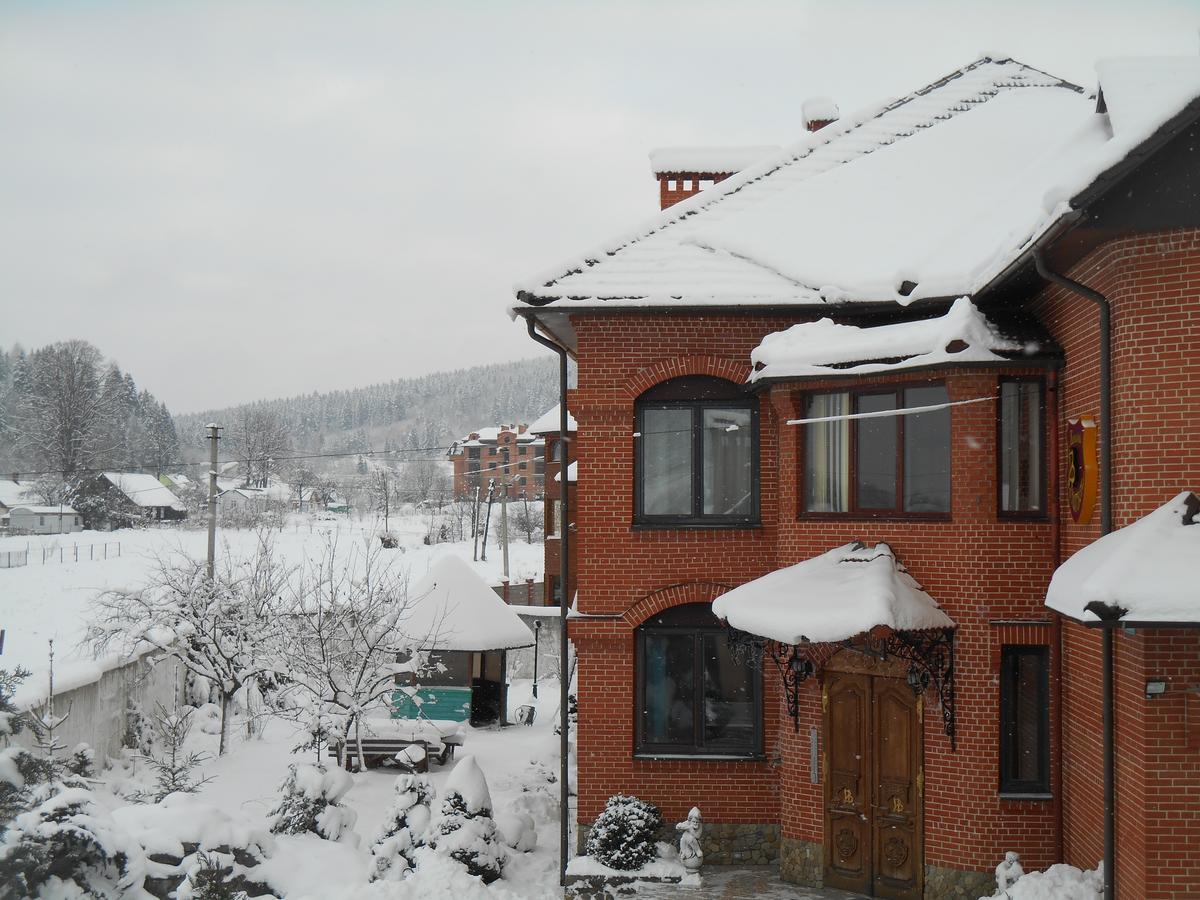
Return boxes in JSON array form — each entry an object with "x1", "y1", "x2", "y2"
[{"x1": 1145, "y1": 680, "x2": 1167, "y2": 700}]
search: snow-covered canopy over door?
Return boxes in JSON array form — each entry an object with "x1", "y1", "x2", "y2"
[
  {"x1": 406, "y1": 556, "x2": 535, "y2": 651},
  {"x1": 712, "y1": 542, "x2": 954, "y2": 645},
  {"x1": 1046, "y1": 491, "x2": 1200, "y2": 625}
]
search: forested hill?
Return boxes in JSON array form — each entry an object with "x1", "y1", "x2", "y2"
[{"x1": 175, "y1": 356, "x2": 560, "y2": 460}]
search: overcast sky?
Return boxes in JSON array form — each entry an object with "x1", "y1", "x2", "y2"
[{"x1": 1, "y1": 1, "x2": 1196, "y2": 412}]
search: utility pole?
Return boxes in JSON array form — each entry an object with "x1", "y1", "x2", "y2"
[
  {"x1": 499, "y1": 447, "x2": 510, "y2": 583},
  {"x1": 472, "y1": 484, "x2": 482, "y2": 561},
  {"x1": 481, "y1": 479, "x2": 495, "y2": 561},
  {"x1": 206, "y1": 424, "x2": 221, "y2": 580}
]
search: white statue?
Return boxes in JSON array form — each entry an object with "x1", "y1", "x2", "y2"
[
  {"x1": 676, "y1": 807, "x2": 704, "y2": 874},
  {"x1": 995, "y1": 851, "x2": 1024, "y2": 892}
]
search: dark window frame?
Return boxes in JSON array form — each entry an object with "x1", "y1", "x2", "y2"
[
  {"x1": 799, "y1": 381, "x2": 952, "y2": 519},
  {"x1": 634, "y1": 603, "x2": 764, "y2": 759},
  {"x1": 996, "y1": 377, "x2": 1048, "y2": 520},
  {"x1": 634, "y1": 377, "x2": 760, "y2": 527},
  {"x1": 999, "y1": 644, "x2": 1051, "y2": 796}
]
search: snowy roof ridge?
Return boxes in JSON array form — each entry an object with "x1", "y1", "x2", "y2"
[
  {"x1": 528, "y1": 403, "x2": 577, "y2": 435},
  {"x1": 749, "y1": 296, "x2": 1025, "y2": 381},
  {"x1": 514, "y1": 55, "x2": 1081, "y2": 307},
  {"x1": 102, "y1": 472, "x2": 187, "y2": 511}
]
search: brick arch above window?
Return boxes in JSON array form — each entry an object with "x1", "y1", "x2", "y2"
[
  {"x1": 621, "y1": 581, "x2": 734, "y2": 629},
  {"x1": 621, "y1": 355, "x2": 752, "y2": 401}
]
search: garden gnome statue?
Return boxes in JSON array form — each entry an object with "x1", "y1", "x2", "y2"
[
  {"x1": 995, "y1": 851, "x2": 1024, "y2": 892},
  {"x1": 676, "y1": 807, "x2": 704, "y2": 874}
]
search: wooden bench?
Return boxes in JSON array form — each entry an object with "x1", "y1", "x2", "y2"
[{"x1": 328, "y1": 724, "x2": 464, "y2": 772}]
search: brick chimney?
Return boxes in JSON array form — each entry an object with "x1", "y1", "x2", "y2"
[
  {"x1": 649, "y1": 146, "x2": 780, "y2": 210},
  {"x1": 802, "y1": 96, "x2": 839, "y2": 133}
]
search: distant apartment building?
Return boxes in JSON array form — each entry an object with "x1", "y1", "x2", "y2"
[{"x1": 448, "y1": 424, "x2": 544, "y2": 500}]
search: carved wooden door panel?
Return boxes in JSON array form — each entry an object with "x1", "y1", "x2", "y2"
[
  {"x1": 871, "y1": 677, "x2": 923, "y2": 899},
  {"x1": 823, "y1": 672, "x2": 871, "y2": 895},
  {"x1": 823, "y1": 670, "x2": 923, "y2": 899}
]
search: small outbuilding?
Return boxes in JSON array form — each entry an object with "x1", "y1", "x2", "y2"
[
  {"x1": 395, "y1": 555, "x2": 535, "y2": 726},
  {"x1": 7, "y1": 506, "x2": 83, "y2": 534},
  {"x1": 100, "y1": 472, "x2": 188, "y2": 521}
]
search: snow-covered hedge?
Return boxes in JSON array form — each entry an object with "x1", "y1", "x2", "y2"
[{"x1": 584, "y1": 794, "x2": 662, "y2": 871}]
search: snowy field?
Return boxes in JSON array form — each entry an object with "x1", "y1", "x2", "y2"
[{"x1": 1, "y1": 515, "x2": 543, "y2": 706}]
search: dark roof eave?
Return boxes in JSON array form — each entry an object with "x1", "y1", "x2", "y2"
[
  {"x1": 747, "y1": 355, "x2": 1063, "y2": 389},
  {"x1": 513, "y1": 294, "x2": 960, "y2": 318}
]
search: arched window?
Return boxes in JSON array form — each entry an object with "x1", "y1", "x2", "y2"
[
  {"x1": 635, "y1": 376, "x2": 759, "y2": 525},
  {"x1": 635, "y1": 603, "x2": 763, "y2": 758}
]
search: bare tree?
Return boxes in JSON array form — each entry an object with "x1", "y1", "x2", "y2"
[
  {"x1": 228, "y1": 407, "x2": 291, "y2": 489},
  {"x1": 273, "y1": 539, "x2": 433, "y2": 770},
  {"x1": 87, "y1": 533, "x2": 291, "y2": 754}
]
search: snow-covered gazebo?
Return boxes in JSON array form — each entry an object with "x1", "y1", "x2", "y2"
[
  {"x1": 712, "y1": 542, "x2": 958, "y2": 742},
  {"x1": 396, "y1": 555, "x2": 534, "y2": 725}
]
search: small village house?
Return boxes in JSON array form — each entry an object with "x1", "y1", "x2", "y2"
[
  {"x1": 6, "y1": 505, "x2": 83, "y2": 534},
  {"x1": 514, "y1": 55, "x2": 1200, "y2": 899},
  {"x1": 99, "y1": 472, "x2": 188, "y2": 522}
]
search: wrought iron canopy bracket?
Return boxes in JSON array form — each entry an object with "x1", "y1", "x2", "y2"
[{"x1": 727, "y1": 625, "x2": 957, "y2": 748}]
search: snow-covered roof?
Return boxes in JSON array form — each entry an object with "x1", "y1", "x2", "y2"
[
  {"x1": 516, "y1": 56, "x2": 1200, "y2": 310},
  {"x1": 0, "y1": 479, "x2": 33, "y2": 508},
  {"x1": 649, "y1": 146, "x2": 781, "y2": 175},
  {"x1": 527, "y1": 404, "x2": 577, "y2": 435},
  {"x1": 457, "y1": 424, "x2": 540, "y2": 447},
  {"x1": 750, "y1": 297, "x2": 1024, "y2": 381},
  {"x1": 101, "y1": 472, "x2": 187, "y2": 511},
  {"x1": 405, "y1": 555, "x2": 535, "y2": 651},
  {"x1": 712, "y1": 542, "x2": 954, "y2": 644},
  {"x1": 1046, "y1": 491, "x2": 1200, "y2": 625},
  {"x1": 553, "y1": 461, "x2": 577, "y2": 484},
  {"x1": 8, "y1": 505, "x2": 79, "y2": 515}
]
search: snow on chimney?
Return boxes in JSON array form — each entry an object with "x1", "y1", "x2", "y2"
[
  {"x1": 802, "y1": 96, "x2": 839, "y2": 132},
  {"x1": 649, "y1": 146, "x2": 781, "y2": 210}
]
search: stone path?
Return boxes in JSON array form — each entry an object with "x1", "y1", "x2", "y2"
[{"x1": 568, "y1": 866, "x2": 865, "y2": 899}]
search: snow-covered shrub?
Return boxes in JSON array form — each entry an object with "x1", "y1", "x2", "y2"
[
  {"x1": 584, "y1": 794, "x2": 662, "y2": 871},
  {"x1": 0, "y1": 666, "x2": 34, "y2": 741},
  {"x1": 268, "y1": 763, "x2": 357, "y2": 843},
  {"x1": 176, "y1": 851, "x2": 250, "y2": 900},
  {"x1": 495, "y1": 810, "x2": 537, "y2": 853},
  {"x1": 0, "y1": 747, "x2": 54, "y2": 825},
  {"x1": 0, "y1": 783, "x2": 140, "y2": 899},
  {"x1": 66, "y1": 743, "x2": 97, "y2": 779},
  {"x1": 432, "y1": 755, "x2": 505, "y2": 884},
  {"x1": 141, "y1": 704, "x2": 213, "y2": 802},
  {"x1": 368, "y1": 773, "x2": 434, "y2": 882}
]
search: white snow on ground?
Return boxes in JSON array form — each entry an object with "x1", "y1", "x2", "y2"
[
  {"x1": 712, "y1": 542, "x2": 954, "y2": 644},
  {"x1": 977, "y1": 862, "x2": 1102, "y2": 899},
  {"x1": 1046, "y1": 491, "x2": 1200, "y2": 623},
  {"x1": 92, "y1": 678, "x2": 565, "y2": 899},
  {"x1": 0, "y1": 514, "x2": 543, "y2": 706}
]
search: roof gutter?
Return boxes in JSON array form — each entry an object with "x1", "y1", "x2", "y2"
[
  {"x1": 525, "y1": 318, "x2": 572, "y2": 888},
  {"x1": 1032, "y1": 245, "x2": 1115, "y2": 900}
]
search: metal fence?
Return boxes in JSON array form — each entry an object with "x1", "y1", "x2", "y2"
[{"x1": 0, "y1": 542, "x2": 121, "y2": 569}]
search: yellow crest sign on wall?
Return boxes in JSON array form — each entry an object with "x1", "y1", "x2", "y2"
[{"x1": 1067, "y1": 417, "x2": 1098, "y2": 524}]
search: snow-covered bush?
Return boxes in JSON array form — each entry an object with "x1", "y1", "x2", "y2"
[
  {"x1": 432, "y1": 755, "x2": 505, "y2": 884},
  {"x1": 176, "y1": 851, "x2": 250, "y2": 900},
  {"x1": 0, "y1": 783, "x2": 141, "y2": 899},
  {"x1": 268, "y1": 763, "x2": 357, "y2": 843},
  {"x1": 584, "y1": 794, "x2": 662, "y2": 871},
  {"x1": 0, "y1": 666, "x2": 34, "y2": 741},
  {"x1": 495, "y1": 810, "x2": 537, "y2": 853},
  {"x1": 65, "y1": 743, "x2": 96, "y2": 779},
  {"x1": 141, "y1": 704, "x2": 213, "y2": 802},
  {"x1": 368, "y1": 773, "x2": 434, "y2": 882},
  {"x1": 978, "y1": 861, "x2": 1103, "y2": 900},
  {"x1": 0, "y1": 747, "x2": 53, "y2": 825}
]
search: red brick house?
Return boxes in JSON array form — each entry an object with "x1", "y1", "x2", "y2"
[
  {"x1": 528, "y1": 403, "x2": 578, "y2": 606},
  {"x1": 515, "y1": 55, "x2": 1200, "y2": 898},
  {"x1": 448, "y1": 423, "x2": 544, "y2": 501}
]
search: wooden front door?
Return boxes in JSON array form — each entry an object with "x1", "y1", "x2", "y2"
[{"x1": 823, "y1": 669, "x2": 923, "y2": 899}]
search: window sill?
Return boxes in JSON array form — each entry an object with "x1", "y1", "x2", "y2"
[
  {"x1": 631, "y1": 521, "x2": 762, "y2": 532},
  {"x1": 998, "y1": 792, "x2": 1053, "y2": 802},
  {"x1": 633, "y1": 752, "x2": 766, "y2": 762},
  {"x1": 997, "y1": 512, "x2": 1052, "y2": 523},
  {"x1": 798, "y1": 512, "x2": 951, "y2": 523}
]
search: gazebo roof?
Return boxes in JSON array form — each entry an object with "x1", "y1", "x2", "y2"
[{"x1": 406, "y1": 555, "x2": 534, "y2": 651}]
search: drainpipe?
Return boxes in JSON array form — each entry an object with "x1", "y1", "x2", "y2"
[
  {"x1": 525, "y1": 318, "x2": 571, "y2": 887},
  {"x1": 1032, "y1": 249, "x2": 1114, "y2": 900},
  {"x1": 1047, "y1": 369, "x2": 1064, "y2": 864}
]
